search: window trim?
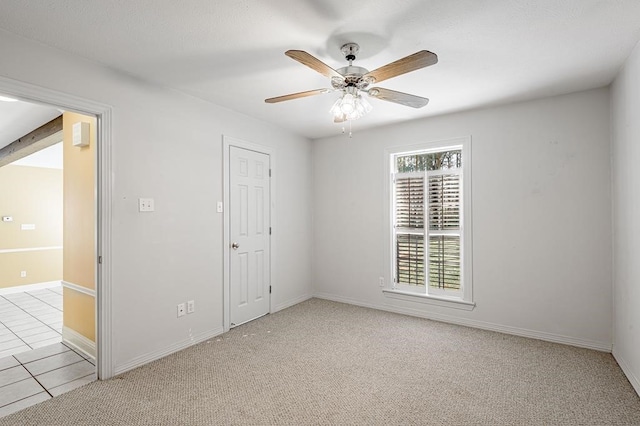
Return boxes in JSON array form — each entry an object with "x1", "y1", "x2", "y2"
[{"x1": 383, "y1": 136, "x2": 474, "y2": 309}]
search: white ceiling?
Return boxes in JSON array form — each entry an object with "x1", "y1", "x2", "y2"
[
  {"x1": 11, "y1": 142, "x2": 62, "y2": 169},
  {"x1": 0, "y1": 0, "x2": 639, "y2": 139},
  {"x1": 0, "y1": 100, "x2": 61, "y2": 149}
]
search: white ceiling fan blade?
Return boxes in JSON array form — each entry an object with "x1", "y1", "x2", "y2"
[
  {"x1": 364, "y1": 51, "x2": 438, "y2": 84},
  {"x1": 265, "y1": 88, "x2": 332, "y2": 104},
  {"x1": 368, "y1": 87, "x2": 429, "y2": 108},
  {"x1": 285, "y1": 50, "x2": 344, "y2": 80}
]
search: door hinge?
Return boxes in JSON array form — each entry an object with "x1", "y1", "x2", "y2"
[
  {"x1": 269, "y1": 285, "x2": 272, "y2": 294},
  {"x1": 98, "y1": 256, "x2": 102, "y2": 264},
  {"x1": 269, "y1": 227, "x2": 272, "y2": 235},
  {"x1": 269, "y1": 169, "x2": 272, "y2": 177}
]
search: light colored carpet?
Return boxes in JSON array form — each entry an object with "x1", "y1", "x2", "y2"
[{"x1": 1, "y1": 298, "x2": 639, "y2": 425}]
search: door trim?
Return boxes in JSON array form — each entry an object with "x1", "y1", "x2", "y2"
[
  {"x1": 0, "y1": 76, "x2": 114, "y2": 379},
  {"x1": 222, "y1": 136, "x2": 274, "y2": 332}
]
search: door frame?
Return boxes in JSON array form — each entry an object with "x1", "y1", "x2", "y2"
[
  {"x1": 0, "y1": 76, "x2": 114, "y2": 379},
  {"x1": 222, "y1": 135, "x2": 274, "y2": 332}
]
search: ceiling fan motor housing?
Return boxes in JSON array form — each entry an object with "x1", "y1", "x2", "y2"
[
  {"x1": 334, "y1": 65, "x2": 371, "y2": 89},
  {"x1": 341, "y1": 42, "x2": 360, "y2": 62}
]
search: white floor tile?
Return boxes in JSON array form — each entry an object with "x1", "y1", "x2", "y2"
[
  {"x1": 0, "y1": 345, "x2": 31, "y2": 359},
  {"x1": 34, "y1": 314, "x2": 62, "y2": 323},
  {"x1": 30, "y1": 337, "x2": 63, "y2": 349},
  {"x1": 24, "y1": 350, "x2": 84, "y2": 376},
  {"x1": 14, "y1": 326, "x2": 51, "y2": 339},
  {"x1": 0, "y1": 356, "x2": 19, "y2": 372},
  {"x1": 0, "y1": 366, "x2": 30, "y2": 387},
  {"x1": 2, "y1": 318, "x2": 37, "y2": 328},
  {"x1": 22, "y1": 331, "x2": 60, "y2": 345},
  {"x1": 13, "y1": 343, "x2": 70, "y2": 364},
  {"x1": 0, "y1": 339, "x2": 27, "y2": 352},
  {"x1": 0, "y1": 391, "x2": 50, "y2": 417},
  {"x1": 26, "y1": 290, "x2": 49, "y2": 296},
  {"x1": 36, "y1": 360, "x2": 95, "y2": 390},
  {"x1": 23, "y1": 308, "x2": 55, "y2": 316},
  {"x1": 0, "y1": 334, "x2": 19, "y2": 344},
  {"x1": 0, "y1": 378, "x2": 45, "y2": 407},
  {"x1": 0, "y1": 312, "x2": 31, "y2": 321},
  {"x1": 8, "y1": 322, "x2": 46, "y2": 333}
]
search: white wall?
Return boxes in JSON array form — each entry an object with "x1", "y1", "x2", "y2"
[
  {"x1": 313, "y1": 88, "x2": 612, "y2": 350},
  {"x1": 0, "y1": 31, "x2": 312, "y2": 372},
  {"x1": 611, "y1": 40, "x2": 640, "y2": 394}
]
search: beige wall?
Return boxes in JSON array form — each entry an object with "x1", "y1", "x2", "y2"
[
  {"x1": 0, "y1": 164, "x2": 62, "y2": 288},
  {"x1": 63, "y1": 288, "x2": 95, "y2": 341},
  {"x1": 62, "y1": 111, "x2": 96, "y2": 342}
]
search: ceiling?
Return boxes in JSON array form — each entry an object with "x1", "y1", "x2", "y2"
[
  {"x1": 0, "y1": 100, "x2": 61, "y2": 150},
  {"x1": 0, "y1": 0, "x2": 639, "y2": 140}
]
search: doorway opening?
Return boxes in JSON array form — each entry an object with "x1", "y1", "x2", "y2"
[{"x1": 0, "y1": 75, "x2": 113, "y2": 406}]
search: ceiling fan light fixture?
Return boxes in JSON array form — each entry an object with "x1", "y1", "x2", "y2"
[{"x1": 329, "y1": 87, "x2": 372, "y2": 122}]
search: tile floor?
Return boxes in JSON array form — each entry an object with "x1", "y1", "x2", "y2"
[
  {"x1": 0, "y1": 342, "x2": 95, "y2": 417},
  {"x1": 0, "y1": 286, "x2": 63, "y2": 359},
  {"x1": 0, "y1": 285, "x2": 96, "y2": 417}
]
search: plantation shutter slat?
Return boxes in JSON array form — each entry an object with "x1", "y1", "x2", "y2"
[
  {"x1": 395, "y1": 176, "x2": 425, "y2": 285},
  {"x1": 428, "y1": 235, "x2": 461, "y2": 290},
  {"x1": 428, "y1": 174, "x2": 460, "y2": 230},
  {"x1": 427, "y1": 173, "x2": 461, "y2": 290},
  {"x1": 396, "y1": 234, "x2": 424, "y2": 285},
  {"x1": 395, "y1": 177, "x2": 424, "y2": 229}
]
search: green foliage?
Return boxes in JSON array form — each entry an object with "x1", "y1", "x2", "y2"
[{"x1": 396, "y1": 150, "x2": 462, "y2": 173}]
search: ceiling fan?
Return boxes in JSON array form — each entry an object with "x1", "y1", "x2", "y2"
[{"x1": 265, "y1": 43, "x2": 438, "y2": 123}]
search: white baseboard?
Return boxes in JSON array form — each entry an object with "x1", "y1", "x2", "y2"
[
  {"x1": 273, "y1": 293, "x2": 313, "y2": 313},
  {"x1": 114, "y1": 327, "x2": 224, "y2": 376},
  {"x1": 63, "y1": 326, "x2": 96, "y2": 362},
  {"x1": 313, "y1": 292, "x2": 612, "y2": 352},
  {"x1": 0, "y1": 280, "x2": 61, "y2": 295},
  {"x1": 613, "y1": 348, "x2": 640, "y2": 397},
  {"x1": 61, "y1": 280, "x2": 96, "y2": 297}
]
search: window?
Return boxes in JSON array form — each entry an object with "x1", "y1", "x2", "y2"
[{"x1": 385, "y1": 138, "x2": 473, "y2": 308}]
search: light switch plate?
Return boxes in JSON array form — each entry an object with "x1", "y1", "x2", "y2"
[
  {"x1": 177, "y1": 303, "x2": 186, "y2": 317},
  {"x1": 2, "y1": 216, "x2": 12, "y2": 222},
  {"x1": 139, "y1": 198, "x2": 155, "y2": 212},
  {"x1": 216, "y1": 202, "x2": 223, "y2": 213}
]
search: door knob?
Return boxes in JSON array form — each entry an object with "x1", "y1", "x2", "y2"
[{"x1": 231, "y1": 242, "x2": 240, "y2": 250}]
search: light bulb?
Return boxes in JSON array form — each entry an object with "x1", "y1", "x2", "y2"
[
  {"x1": 340, "y1": 93, "x2": 355, "y2": 114},
  {"x1": 329, "y1": 97, "x2": 343, "y2": 119}
]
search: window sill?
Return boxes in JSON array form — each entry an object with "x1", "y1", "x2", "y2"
[{"x1": 382, "y1": 289, "x2": 476, "y2": 311}]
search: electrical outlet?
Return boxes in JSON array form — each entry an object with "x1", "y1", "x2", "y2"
[
  {"x1": 379, "y1": 277, "x2": 384, "y2": 287},
  {"x1": 20, "y1": 271, "x2": 26, "y2": 278},
  {"x1": 177, "y1": 303, "x2": 186, "y2": 317},
  {"x1": 187, "y1": 300, "x2": 195, "y2": 314},
  {"x1": 138, "y1": 198, "x2": 155, "y2": 212}
]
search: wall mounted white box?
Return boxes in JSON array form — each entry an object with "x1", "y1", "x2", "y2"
[{"x1": 72, "y1": 121, "x2": 90, "y2": 147}]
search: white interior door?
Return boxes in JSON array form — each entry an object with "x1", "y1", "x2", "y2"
[{"x1": 229, "y1": 146, "x2": 270, "y2": 327}]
